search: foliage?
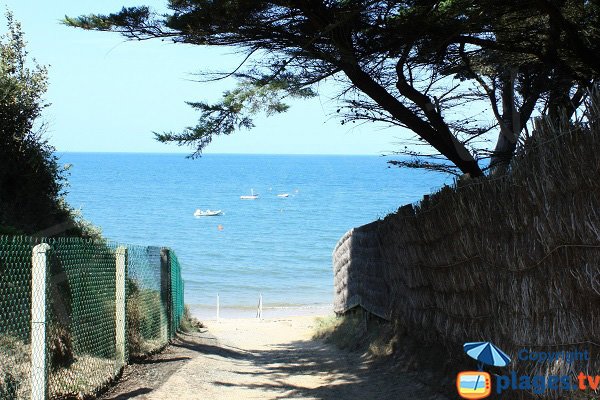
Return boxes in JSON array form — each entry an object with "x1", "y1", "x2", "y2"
[
  {"x1": 65, "y1": 1, "x2": 599, "y2": 177},
  {"x1": 178, "y1": 305, "x2": 204, "y2": 333},
  {"x1": 391, "y1": 0, "x2": 598, "y2": 172},
  {"x1": 0, "y1": 371, "x2": 19, "y2": 400},
  {"x1": 0, "y1": 335, "x2": 28, "y2": 400},
  {"x1": 126, "y1": 280, "x2": 165, "y2": 358},
  {"x1": 0, "y1": 12, "x2": 99, "y2": 238},
  {"x1": 313, "y1": 308, "x2": 395, "y2": 356},
  {"x1": 155, "y1": 78, "x2": 315, "y2": 157}
]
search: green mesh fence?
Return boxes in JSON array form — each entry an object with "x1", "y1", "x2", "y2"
[
  {"x1": 126, "y1": 245, "x2": 168, "y2": 359},
  {"x1": 0, "y1": 235, "x2": 185, "y2": 399},
  {"x1": 46, "y1": 238, "x2": 118, "y2": 398},
  {"x1": 169, "y1": 252, "x2": 184, "y2": 336},
  {"x1": 0, "y1": 236, "x2": 34, "y2": 400}
]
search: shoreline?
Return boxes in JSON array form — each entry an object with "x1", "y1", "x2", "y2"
[{"x1": 189, "y1": 304, "x2": 334, "y2": 320}]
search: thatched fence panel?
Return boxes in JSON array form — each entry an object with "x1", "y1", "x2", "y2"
[
  {"x1": 333, "y1": 221, "x2": 390, "y2": 320},
  {"x1": 332, "y1": 116, "x2": 600, "y2": 394}
]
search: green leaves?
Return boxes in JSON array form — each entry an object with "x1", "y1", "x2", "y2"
[
  {"x1": 155, "y1": 78, "x2": 316, "y2": 157},
  {"x1": 0, "y1": 12, "x2": 84, "y2": 236},
  {"x1": 63, "y1": 7, "x2": 152, "y2": 33},
  {"x1": 64, "y1": 1, "x2": 599, "y2": 175},
  {"x1": 0, "y1": 12, "x2": 48, "y2": 134}
]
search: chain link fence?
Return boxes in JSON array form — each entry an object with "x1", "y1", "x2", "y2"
[
  {"x1": 0, "y1": 236, "x2": 33, "y2": 400},
  {"x1": 0, "y1": 236, "x2": 185, "y2": 399}
]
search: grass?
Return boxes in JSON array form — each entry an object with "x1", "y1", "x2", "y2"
[
  {"x1": 1, "y1": 295, "x2": 196, "y2": 398},
  {"x1": 48, "y1": 356, "x2": 116, "y2": 399},
  {"x1": 178, "y1": 305, "x2": 204, "y2": 333},
  {"x1": 313, "y1": 308, "x2": 396, "y2": 357},
  {"x1": 0, "y1": 334, "x2": 117, "y2": 400},
  {"x1": 0, "y1": 335, "x2": 30, "y2": 400},
  {"x1": 127, "y1": 288, "x2": 167, "y2": 359}
]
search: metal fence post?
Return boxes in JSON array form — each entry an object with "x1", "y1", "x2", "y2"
[
  {"x1": 115, "y1": 246, "x2": 127, "y2": 371},
  {"x1": 31, "y1": 243, "x2": 50, "y2": 400},
  {"x1": 160, "y1": 248, "x2": 172, "y2": 340}
]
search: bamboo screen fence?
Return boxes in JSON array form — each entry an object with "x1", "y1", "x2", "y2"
[{"x1": 333, "y1": 113, "x2": 600, "y2": 390}]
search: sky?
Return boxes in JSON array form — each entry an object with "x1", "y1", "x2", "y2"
[{"x1": 0, "y1": 1, "x2": 408, "y2": 155}]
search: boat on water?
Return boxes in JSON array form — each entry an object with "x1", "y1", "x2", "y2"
[
  {"x1": 194, "y1": 209, "x2": 223, "y2": 217},
  {"x1": 277, "y1": 193, "x2": 289, "y2": 198},
  {"x1": 240, "y1": 189, "x2": 259, "y2": 200}
]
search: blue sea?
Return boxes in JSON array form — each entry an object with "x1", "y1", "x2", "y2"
[{"x1": 60, "y1": 153, "x2": 448, "y2": 318}]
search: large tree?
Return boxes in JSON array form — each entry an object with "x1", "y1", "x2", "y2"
[{"x1": 66, "y1": 0, "x2": 599, "y2": 176}]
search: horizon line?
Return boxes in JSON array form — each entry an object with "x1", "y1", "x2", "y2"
[{"x1": 56, "y1": 151, "x2": 394, "y2": 157}]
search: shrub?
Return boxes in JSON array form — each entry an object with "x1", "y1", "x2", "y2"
[
  {"x1": 0, "y1": 335, "x2": 29, "y2": 400},
  {"x1": 313, "y1": 308, "x2": 395, "y2": 356},
  {"x1": 126, "y1": 280, "x2": 165, "y2": 358},
  {"x1": 178, "y1": 305, "x2": 204, "y2": 333},
  {"x1": 0, "y1": 12, "x2": 100, "y2": 239},
  {"x1": 0, "y1": 371, "x2": 19, "y2": 400}
]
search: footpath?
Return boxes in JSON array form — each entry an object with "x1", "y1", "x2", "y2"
[{"x1": 99, "y1": 316, "x2": 447, "y2": 400}]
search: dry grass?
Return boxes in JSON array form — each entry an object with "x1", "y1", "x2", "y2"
[
  {"x1": 127, "y1": 288, "x2": 168, "y2": 359},
  {"x1": 0, "y1": 334, "x2": 119, "y2": 400},
  {"x1": 0, "y1": 335, "x2": 30, "y2": 400},
  {"x1": 48, "y1": 356, "x2": 116, "y2": 398},
  {"x1": 179, "y1": 305, "x2": 204, "y2": 333},
  {"x1": 313, "y1": 309, "x2": 395, "y2": 357}
]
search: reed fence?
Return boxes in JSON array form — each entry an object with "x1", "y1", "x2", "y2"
[{"x1": 333, "y1": 110, "x2": 600, "y2": 397}]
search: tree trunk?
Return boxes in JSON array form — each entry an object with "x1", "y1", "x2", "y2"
[
  {"x1": 490, "y1": 70, "x2": 519, "y2": 175},
  {"x1": 341, "y1": 64, "x2": 484, "y2": 177}
]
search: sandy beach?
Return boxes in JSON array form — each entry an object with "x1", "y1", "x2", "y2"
[
  {"x1": 188, "y1": 304, "x2": 334, "y2": 320},
  {"x1": 100, "y1": 315, "x2": 447, "y2": 400}
]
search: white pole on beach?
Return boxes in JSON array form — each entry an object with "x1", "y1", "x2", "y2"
[
  {"x1": 257, "y1": 293, "x2": 263, "y2": 320},
  {"x1": 217, "y1": 293, "x2": 220, "y2": 321}
]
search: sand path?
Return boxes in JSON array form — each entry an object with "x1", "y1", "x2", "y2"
[{"x1": 100, "y1": 316, "x2": 447, "y2": 400}]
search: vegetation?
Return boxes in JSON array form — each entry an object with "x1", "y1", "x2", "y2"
[
  {"x1": 0, "y1": 335, "x2": 28, "y2": 400},
  {"x1": 127, "y1": 288, "x2": 199, "y2": 357},
  {"x1": 65, "y1": 1, "x2": 599, "y2": 176},
  {"x1": 0, "y1": 371, "x2": 19, "y2": 400},
  {"x1": 314, "y1": 308, "x2": 395, "y2": 357},
  {"x1": 127, "y1": 281, "x2": 165, "y2": 359},
  {"x1": 179, "y1": 305, "x2": 204, "y2": 333},
  {"x1": 0, "y1": 12, "x2": 99, "y2": 238}
]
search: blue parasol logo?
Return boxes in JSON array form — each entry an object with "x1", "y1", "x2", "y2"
[{"x1": 463, "y1": 341, "x2": 511, "y2": 370}]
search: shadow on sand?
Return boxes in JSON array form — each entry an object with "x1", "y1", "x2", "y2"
[{"x1": 177, "y1": 333, "x2": 446, "y2": 400}]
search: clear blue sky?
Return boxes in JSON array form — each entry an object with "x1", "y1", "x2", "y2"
[{"x1": 0, "y1": 1, "x2": 406, "y2": 155}]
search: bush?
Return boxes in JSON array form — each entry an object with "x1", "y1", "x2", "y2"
[
  {"x1": 0, "y1": 12, "x2": 99, "y2": 239},
  {"x1": 126, "y1": 280, "x2": 165, "y2": 358},
  {"x1": 48, "y1": 323, "x2": 75, "y2": 371},
  {"x1": 0, "y1": 371, "x2": 19, "y2": 400},
  {"x1": 178, "y1": 305, "x2": 204, "y2": 333},
  {"x1": 0, "y1": 335, "x2": 29, "y2": 400},
  {"x1": 313, "y1": 308, "x2": 395, "y2": 356}
]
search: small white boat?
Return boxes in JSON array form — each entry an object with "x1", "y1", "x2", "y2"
[
  {"x1": 277, "y1": 193, "x2": 289, "y2": 198},
  {"x1": 194, "y1": 209, "x2": 223, "y2": 217},
  {"x1": 240, "y1": 189, "x2": 259, "y2": 200}
]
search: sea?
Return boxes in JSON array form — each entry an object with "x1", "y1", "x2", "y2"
[{"x1": 60, "y1": 153, "x2": 449, "y2": 319}]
